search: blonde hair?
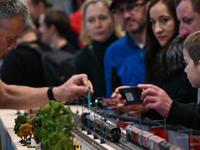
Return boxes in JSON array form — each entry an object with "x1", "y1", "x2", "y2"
[{"x1": 80, "y1": 0, "x2": 124, "y2": 45}]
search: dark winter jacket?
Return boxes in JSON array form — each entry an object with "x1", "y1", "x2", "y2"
[{"x1": 153, "y1": 36, "x2": 186, "y2": 99}]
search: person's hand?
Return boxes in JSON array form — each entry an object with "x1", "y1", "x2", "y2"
[
  {"x1": 111, "y1": 85, "x2": 131, "y2": 99},
  {"x1": 108, "y1": 86, "x2": 129, "y2": 115},
  {"x1": 138, "y1": 84, "x2": 172, "y2": 118},
  {"x1": 53, "y1": 74, "x2": 93, "y2": 102},
  {"x1": 107, "y1": 86, "x2": 146, "y2": 116}
]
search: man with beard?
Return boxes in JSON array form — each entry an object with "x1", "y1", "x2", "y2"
[{"x1": 104, "y1": 0, "x2": 150, "y2": 98}]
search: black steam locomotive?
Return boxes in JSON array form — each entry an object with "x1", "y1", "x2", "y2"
[{"x1": 81, "y1": 113, "x2": 121, "y2": 142}]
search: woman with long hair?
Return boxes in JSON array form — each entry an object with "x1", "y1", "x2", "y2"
[{"x1": 145, "y1": 0, "x2": 185, "y2": 99}]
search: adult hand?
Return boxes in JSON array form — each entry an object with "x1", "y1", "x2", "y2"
[
  {"x1": 107, "y1": 86, "x2": 146, "y2": 115},
  {"x1": 111, "y1": 85, "x2": 131, "y2": 99},
  {"x1": 54, "y1": 74, "x2": 94, "y2": 102},
  {"x1": 138, "y1": 84, "x2": 172, "y2": 118}
]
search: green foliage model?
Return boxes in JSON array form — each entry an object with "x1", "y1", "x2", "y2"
[
  {"x1": 31, "y1": 100, "x2": 75, "y2": 150},
  {"x1": 14, "y1": 115, "x2": 29, "y2": 136}
]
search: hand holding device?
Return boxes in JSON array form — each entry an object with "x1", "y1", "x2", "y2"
[{"x1": 119, "y1": 86, "x2": 143, "y2": 105}]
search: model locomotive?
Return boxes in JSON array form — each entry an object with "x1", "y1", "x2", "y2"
[
  {"x1": 81, "y1": 113, "x2": 121, "y2": 142},
  {"x1": 126, "y1": 125, "x2": 184, "y2": 150}
]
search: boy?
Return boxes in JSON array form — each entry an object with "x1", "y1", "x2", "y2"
[{"x1": 183, "y1": 31, "x2": 200, "y2": 89}]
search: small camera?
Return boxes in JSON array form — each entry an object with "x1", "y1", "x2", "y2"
[{"x1": 119, "y1": 86, "x2": 143, "y2": 105}]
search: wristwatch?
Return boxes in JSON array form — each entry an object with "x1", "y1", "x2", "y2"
[{"x1": 47, "y1": 87, "x2": 56, "y2": 101}]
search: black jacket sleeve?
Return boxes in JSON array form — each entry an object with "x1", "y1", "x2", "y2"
[{"x1": 167, "y1": 101, "x2": 200, "y2": 130}]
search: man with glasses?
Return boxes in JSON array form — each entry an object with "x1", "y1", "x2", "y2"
[{"x1": 104, "y1": 0, "x2": 150, "y2": 98}]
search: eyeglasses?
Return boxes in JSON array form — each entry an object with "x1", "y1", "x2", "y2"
[{"x1": 113, "y1": 2, "x2": 147, "y2": 16}]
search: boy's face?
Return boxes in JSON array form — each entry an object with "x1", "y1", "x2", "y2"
[
  {"x1": 38, "y1": 14, "x2": 52, "y2": 44},
  {"x1": 183, "y1": 48, "x2": 200, "y2": 88}
]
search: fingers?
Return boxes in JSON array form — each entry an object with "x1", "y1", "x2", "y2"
[
  {"x1": 72, "y1": 74, "x2": 94, "y2": 94},
  {"x1": 140, "y1": 86, "x2": 159, "y2": 100},
  {"x1": 142, "y1": 92, "x2": 158, "y2": 105},
  {"x1": 87, "y1": 80, "x2": 94, "y2": 94},
  {"x1": 79, "y1": 74, "x2": 94, "y2": 93},
  {"x1": 145, "y1": 102, "x2": 158, "y2": 112},
  {"x1": 143, "y1": 95, "x2": 158, "y2": 107},
  {"x1": 111, "y1": 91, "x2": 117, "y2": 98},
  {"x1": 115, "y1": 85, "x2": 131, "y2": 93},
  {"x1": 142, "y1": 92, "x2": 172, "y2": 118},
  {"x1": 111, "y1": 92, "x2": 123, "y2": 100},
  {"x1": 111, "y1": 86, "x2": 130, "y2": 99},
  {"x1": 138, "y1": 84, "x2": 160, "y2": 91}
]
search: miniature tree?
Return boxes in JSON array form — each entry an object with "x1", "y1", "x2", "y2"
[
  {"x1": 18, "y1": 123, "x2": 33, "y2": 144},
  {"x1": 31, "y1": 108, "x2": 43, "y2": 144},
  {"x1": 31, "y1": 100, "x2": 75, "y2": 150},
  {"x1": 14, "y1": 115, "x2": 28, "y2": 136}
]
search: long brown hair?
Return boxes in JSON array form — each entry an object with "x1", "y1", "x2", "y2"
[{"x1": 144, "y1": 0, "x2": 179, "y2": 83}]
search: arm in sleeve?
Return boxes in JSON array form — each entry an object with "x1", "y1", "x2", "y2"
[{"x1": 167, "y1": 100, "x2": 200, "y2": 130}]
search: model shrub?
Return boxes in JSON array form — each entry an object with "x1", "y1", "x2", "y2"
[{"x1": 31, "y1": 100, "x2": 75, "y2": 150}]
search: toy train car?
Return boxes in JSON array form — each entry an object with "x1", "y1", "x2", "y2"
[
  {"x1": 126, "y1": 125, "x2": 184, "y2": 150},
  {"x1": 81, "y1": 113, "x2": 121, "y2": 142}
]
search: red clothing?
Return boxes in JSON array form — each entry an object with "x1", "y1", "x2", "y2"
[{"x1": 70, "y1": 9, "x2": 82, "y2": 37}]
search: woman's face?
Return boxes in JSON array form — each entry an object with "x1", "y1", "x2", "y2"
[
  {"x1": 149, "y1": 1, "x2": 175, "y2": 47},
  {"x1": 84, "y1": 2, "x2": 115, "y2": 42}
]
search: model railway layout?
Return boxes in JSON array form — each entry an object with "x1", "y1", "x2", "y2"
[
  {"x1": 72, "y1": 112, "x2": 139, "y2": 150},
  {"x1": 72, "y1": 111, "x2": 185, "y2": 150}
]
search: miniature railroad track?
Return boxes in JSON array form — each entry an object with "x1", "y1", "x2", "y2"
[
  {"x1": 72, "y1": 113, "x2": 140, "y2": 150},
  {"x1": 72, "y1": 113, "x2": 107, "y2": 150}
]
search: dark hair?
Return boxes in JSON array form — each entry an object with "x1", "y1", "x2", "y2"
[
  {"x1": 174, "y1": 0, "x2": 200, "y2": 15},
  {"x1": 183, "y1": 30, "x2": 200, "y2": 65},
  {"x1": 31, "y1": 0, "x2": 52, "y2": 8},
  {"x1": 144, "y1": 0, "x2": 179, "y2": 83},
  {"x1": 44, "y1": 8, "x2": 70, "y2": 37}
]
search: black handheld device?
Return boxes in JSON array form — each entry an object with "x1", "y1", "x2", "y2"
[{"x1": 119, "y1": 86, "x2": 143, "y2": 105}]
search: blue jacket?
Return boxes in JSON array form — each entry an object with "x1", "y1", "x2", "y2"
[{"x1": 104, "y1": 33, "x2": 146, "y2": 98}]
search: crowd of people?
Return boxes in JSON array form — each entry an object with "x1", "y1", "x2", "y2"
[{"x1": 0, "y1": 0, "x2": 200, "y2": 132}]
